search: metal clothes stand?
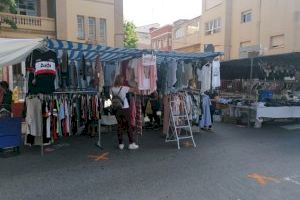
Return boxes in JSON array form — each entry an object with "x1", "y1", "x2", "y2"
[
  {"x1": 165, "y1": 97, "x2": 196, "y2": 150},
  {"x1": 51, "y1": 90, "x2": 103, "y2": 155}
]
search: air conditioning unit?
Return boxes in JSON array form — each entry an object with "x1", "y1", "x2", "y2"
[
  {"x1": 239, "y1": 45, "x2": 260, "y2": 58},
  {"x1": 204, "y1": 44, "x2": 215, "y2": 53}
]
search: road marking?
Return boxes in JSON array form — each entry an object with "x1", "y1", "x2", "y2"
[
  {"x1": 88, "y1": 152, "x2": 109, "y2": 161},
  {"x1": 282, "y1": 176, "x2": 300, "y2": 186},
  {"x1": 183, "y1": 141, "x2": 194, "y2": 147},
  {"x1": 248, "y1": 173, "x2": 278, "y2": 186}
]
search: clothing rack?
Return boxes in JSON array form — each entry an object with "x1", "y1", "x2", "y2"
[
  {"x1": 52, "y1": 90, "x2": 103, "y2": 150},
  {"x1": 25, "y1": 90, "x2": 103, "y2": 156},
  {"x1": 53, "y1": 90, "x2": 98, "y2": 95}
]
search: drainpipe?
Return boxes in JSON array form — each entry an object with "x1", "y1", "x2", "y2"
[{"x1": 258, "y1": 0, "x2": 262, "y2": 53}]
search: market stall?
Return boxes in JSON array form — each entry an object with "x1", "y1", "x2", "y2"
[
  {"x1": 0, "y1": 37, "x2": 222, "y2": 153},
  {"x1": 219, "y1": 52, "x2": 300, "y2": 127}
]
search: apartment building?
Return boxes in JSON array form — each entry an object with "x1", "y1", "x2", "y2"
[
  {"x1": 136, "y1": 23, "x2": 160, "y2": 49},
  {"x1": 172, "y1": 16, "x2": 201, "y2": 52},
  {"x1": 150, "y1": 25, "x2": 173, "y2": 51},
  {"x1": 0, "y1": 0, "x2": 124, "y2": 92},
  {"x1": 0, "y1": 0, "x2": 124, "y2": 47},
  {"x1": 201, "y1": 0, "x2": 300, "y2": 60}
]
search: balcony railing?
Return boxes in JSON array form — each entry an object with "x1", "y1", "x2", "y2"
[{"x1": 0, "y1": 12, "x2": 55, "y2": 34}]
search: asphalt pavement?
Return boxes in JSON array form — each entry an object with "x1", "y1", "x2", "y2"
[{"x1": 1, "y1": 122, "x2": 300, "y2": 200}]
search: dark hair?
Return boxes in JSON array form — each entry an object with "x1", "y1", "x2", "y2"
[
  {"x1": 114, "y1": 75, "x2": 124, "y2": 87},
  {"x1": 0, "y1": 81, "x2": 9, "y2": 90}
]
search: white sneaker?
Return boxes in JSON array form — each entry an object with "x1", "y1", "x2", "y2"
[
  {"x1": 118, "y1": 144, "x2": 125, "y2": 150},
  {"x1": 128, "y1": 143, "x2": 139, "y2": 150}
]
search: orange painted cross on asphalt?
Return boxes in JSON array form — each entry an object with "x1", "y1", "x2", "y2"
[
  {"x1": 88, "y1": 152, "x2": 109, "y2": 161},
  {"x1": 183, "y1": 141, "x2": 194, "y2": 147},
  {"x1": 248, "y1": 173, "x2": 278, "y2": 186}
]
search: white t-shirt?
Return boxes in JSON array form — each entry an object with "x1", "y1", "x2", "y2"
[{"x1": 111, "y1": 86, "x2": 130, "y2": 109}]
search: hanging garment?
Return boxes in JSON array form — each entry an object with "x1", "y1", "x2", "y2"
[
  {"x1": 64, "y1": 99, "x2": 70, "y2": 136},
  {"x1": 198, "y1": 64, "x2": 212, "y2": 93},
  {"x1": 134, "y1": 58, "x2": 157, "y2": 94},
  {"x1": 27, "y1": 49, "x2": 58, "y2": 94},
  {"x1": 176, "y1": 61, "x2": 185, "y2": 89},
  {"x1": 184, "y1": 62, "x2": 194, "y2": 84},
  {"x1": 69, "y1": 61, "x2": 78, "y2": 88},
  {"x1": 149, "y1": 63, "x2": 157, "y2": 94},
  {"x1": 51, "y1": 99, "x2": 58, "y2": 140},
  {"x1": 61, "y1": 50, "x2": 69, "y2": 88},
  {"x1": 26, "y1": 97, "x2": 42, "y2": 137},
  {"x1": 130, "y1": 95, "x2": 136, "y2": 127},
  {"x1": 94, "y1": 56, "x2": 104, "y2": 92},
  {"x1": 56, "y1": 100, "x2": 62, "y2": 137},
  {"x1": 135, "y1": 58, "x2": 149, "y2": 90},
  {"x1": 103, "y1": 62, "x2": 116, "y2": 86},
  {"x1": 167, "y1": 59, "x2": 177, "y2": 88},
  {"x1": 185, "y1": 95, "x2": 193, "y2": 120},
  {"x1": 26, "y1": 97, "x2": 43, "y2": 145},
  {"x1": 80, "y1": 54, "x2": 87, "y2": 88},
  {"x1": 157, "y1": 62, "x2": 168, "y2": 95},
  {"x1": 199, "y1": 94, "x2": 212, "y2": 128},
  {"x1": 135, "y1": 96, "x2": 142, "y2": 135},
  {"x1": 212, "y1": 60, "x2": 221, "y2": 89}
]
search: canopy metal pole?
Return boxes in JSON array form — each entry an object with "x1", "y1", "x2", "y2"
[
  {"x1": 248, "y1": 57, "x2": 254, "y2": 127},
  {"x1": 247, "y1": 51, "x2": 259, "y2": 127}
]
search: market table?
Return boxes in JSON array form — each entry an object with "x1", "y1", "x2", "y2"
[{"x1": 228, "y1": 105, "x2": 300, "y2": 128}]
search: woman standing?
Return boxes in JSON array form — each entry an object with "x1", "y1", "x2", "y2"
[{"x1": 111, "y1": 75, "x2": 139, "y2": 150}]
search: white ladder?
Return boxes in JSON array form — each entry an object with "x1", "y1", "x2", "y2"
[{"x1": 166, "y1": 98, "x2": 196, "y2": 150}]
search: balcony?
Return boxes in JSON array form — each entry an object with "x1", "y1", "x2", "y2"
[{"x1": 0, "y1": 12, "x2": 55, "y2": 37}]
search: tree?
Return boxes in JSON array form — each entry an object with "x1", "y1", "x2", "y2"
[
  {"x1": 123, "y1": 21, "x2": 138, "y2": 48},
  {"x1": 0, "y1": 0, "x2": 17, "y2": 29}
]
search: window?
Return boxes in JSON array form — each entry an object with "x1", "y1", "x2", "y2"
[
  {"x1": 270, "y1": 35, "x2": 284, "y2": 48},
  {"x1": 240, "y1": 41, "x2": 251, "y2": 48},
  {"x1": 88, "y1": 17, "x2": 96, "y2": 40},
  {"x1": 241, "y1": 10, "x2": 252, "y2": 23},
  {"x1": 205, "y1": 18, "x2": 221, "y2": 35},
  {"x1": 175, "y1": 28, "x2": 185, "y2": 39},
  {"x1": 16, "y1": 0, "x2": 38, "y2": 16},
  {"x1": 77, "y1": 15, "x2": 85, "y2": 40},
  {"x1": 99, "y1": 18, "x2": 107, "y2": 44}
]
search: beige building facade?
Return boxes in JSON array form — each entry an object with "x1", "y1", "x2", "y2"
[
  {"x1": 0, "y1": 0, "x2": 123, "y2": 91},
  {"x1": 172, "y1": 16, "x2": 201, "y2": 52},
  {"x1": 0, "y1": 0, "x2": 124, "y2": 47},
  {"x1": 201, "y1": 0, "x2": 300, "y2": 60}
]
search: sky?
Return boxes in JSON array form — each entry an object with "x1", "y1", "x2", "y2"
[{"x1": 123, "y1": 0, "x2": 203, "y2": 27}]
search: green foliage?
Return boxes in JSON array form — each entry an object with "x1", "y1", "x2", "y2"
[
  {"x1": 123, "y1": 21, "x2": 138, "y2": 48},
  {"x1": 0, "y1": 0, "x2": 17, "y2": 29}
]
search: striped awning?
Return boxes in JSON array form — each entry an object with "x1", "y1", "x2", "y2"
[{"x1": 47, "y1": 39, "x2": 222, "y2": 62}]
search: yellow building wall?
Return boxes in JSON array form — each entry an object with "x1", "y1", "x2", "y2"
[
  {"x1": 230, "y1": 0, "x2": 300, "y2": 59},
  {"x1": 230, "y1": 0, "x2": 261, "y2": 59},
  {"x1": 259, "y1": 0, "x2": 298, "y2": 56},
  {"x1": 202, "y1": 0, "x2": 300, "y2": 60},
  {"x1": 56, "y1": 0, "x2": 116, "y2": 47},
  {"x1": 201, "y1": 0, "x2": 226, "y2": 55}
]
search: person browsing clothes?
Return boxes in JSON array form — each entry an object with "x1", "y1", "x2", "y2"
[{"x1": 111, "y1": 75, "x2": 139, "y2": 150}]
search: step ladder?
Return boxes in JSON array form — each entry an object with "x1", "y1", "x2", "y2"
[{"x1": 166, "y1": 97, "x2": 196, "y2": 150}]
